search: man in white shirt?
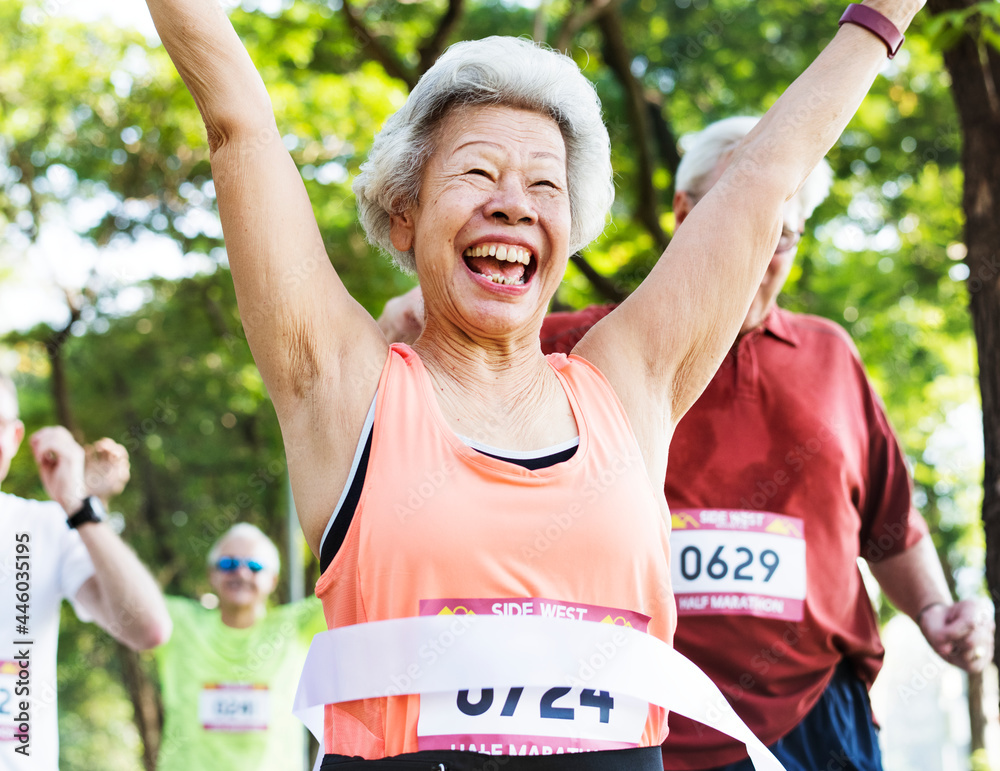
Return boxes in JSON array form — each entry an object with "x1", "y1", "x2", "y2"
[{"x1": 0, "y1": 373, "x2": 172, "y2": 769}]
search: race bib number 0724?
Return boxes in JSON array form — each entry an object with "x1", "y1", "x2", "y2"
[{"x1": 416, "y1": 597, "x2": 651, "y2": 755}]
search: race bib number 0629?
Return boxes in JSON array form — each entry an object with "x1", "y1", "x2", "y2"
[{"x1": 670, "y1": 509, "x2": 806, "y2": 622}]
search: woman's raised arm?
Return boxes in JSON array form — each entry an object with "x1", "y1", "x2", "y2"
[
  {"x1": 143, "y1": 0, "x2": 387, "y2": 547},
  {"x1": 577, "y1": 0, "x2": 924, "y2": 471}
]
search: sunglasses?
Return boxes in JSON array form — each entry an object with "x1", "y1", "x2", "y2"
[{"x1": 215, "y1": 557, "x2": 266, "y2": 573}]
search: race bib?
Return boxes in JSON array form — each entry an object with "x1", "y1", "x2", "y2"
[
  {"x1": 198, "y1": 683, "x2": 270, "y2": 732},
  {"x1": 416, "y1": 598, "x2": 650, "y2": 755},
  {"x1": 670, "y1": 509, "x2": 806, "y2": 621},
  {"x1": 0, "y1": 660, "x2": 26, "y2": 742}
]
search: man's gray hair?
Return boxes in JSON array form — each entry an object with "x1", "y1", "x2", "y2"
[
  {"x1": 675, "y1": 116, "x2": 833, "y2": 219},
  {"x1": 207, "y1": 523, "x2": 281, "y2": 575},
  {"x1": 353, "y1": 36, "x2": 614, "y2": 272}
]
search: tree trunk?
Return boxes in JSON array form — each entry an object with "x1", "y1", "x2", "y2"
[
  {"x1": 934, "y1": 507, "x2": 988, "y2": 754},
  {"x1": 927, "y1": 0, "x2": 1000, "y2": 717},
  {"x1": 110, "y1": 371, "x2": 169, "y2": 763},
  {"x1": 40, "y1": 318, "x2": 165, "y2": 764},
  {"x1": 119, "y1": 644, "x2": 162, "y2": 771},
  {"x1": 594, "y1": 4, "x2": 671, "y2": 252},
  {"x1": 44, "y1": 303, "x2": 82, "y2": 438},
  {"x1": 968, "y1": 668, "x2": 986, "y2": 754}
]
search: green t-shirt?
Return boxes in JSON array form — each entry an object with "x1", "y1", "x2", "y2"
[{"x1": 154, "y1": 595, "x2": 324, "y2": 771}]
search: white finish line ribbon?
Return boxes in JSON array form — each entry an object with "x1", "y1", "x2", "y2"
[{"x1": 294, "y1": 614, "x2": 785, "y2": 770}]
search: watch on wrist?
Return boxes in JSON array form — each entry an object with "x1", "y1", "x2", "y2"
[
  {"x1": 67, "y1": 496, "x2": 107, "y2": 529},
  {"x1": 838, "y1": 3, "x2": 905, "y2": 59}
]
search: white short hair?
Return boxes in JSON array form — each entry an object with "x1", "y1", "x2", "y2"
[
  {"x1": 207, "y1": 523, "x2": 281, "y2": 574},
  {"x1": 675, "y1": 116, "x2": 833, "y2": 219},
  {"x1": 353, "y1": 36, "x2": 614, "y2": 272}
]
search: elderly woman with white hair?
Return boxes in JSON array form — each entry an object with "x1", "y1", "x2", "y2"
[{"x1": 140, "y1": 1, "x2": 924, "y2": 768}]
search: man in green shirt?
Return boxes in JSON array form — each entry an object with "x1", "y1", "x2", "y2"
[{"x1": 154, "y1": 523, "x2": 324, "y2": 770}]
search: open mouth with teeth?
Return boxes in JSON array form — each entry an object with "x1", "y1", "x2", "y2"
[{"x1": 463, "y1": 243, "x2": 535, "y2": 286}]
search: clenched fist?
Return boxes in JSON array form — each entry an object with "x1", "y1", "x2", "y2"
[
  {"x1": 29, "y1": 425, "x2": 86, "y2": 516},
  {"x1": 85, "y1": 438, "x2": 131, "y2": 506}
]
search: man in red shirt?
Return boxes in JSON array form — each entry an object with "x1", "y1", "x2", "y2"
[{"x1": 376, "y1": 117, "x2": 994, "y2": 771}]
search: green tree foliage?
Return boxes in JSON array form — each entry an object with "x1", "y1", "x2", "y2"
[{"x1": 0, "y1": 0, "x2": 987, "y2": 766}]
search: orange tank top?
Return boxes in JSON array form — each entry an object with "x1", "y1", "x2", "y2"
[{"x1": 315, "y1": 344, "x2": 675, "y2": 758}]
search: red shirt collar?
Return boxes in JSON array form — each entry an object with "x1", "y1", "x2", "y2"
[{"x1": 759, "y1": 306, "x2": 801, "y2": 347}]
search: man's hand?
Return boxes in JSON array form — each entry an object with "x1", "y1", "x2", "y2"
[
  {"x1": 85, "y1": 438, "x2": 131, "y2": 507},
  {"x1": 29, "y1": 426, "x2": 86, "y2": 516},
  {"x1": 377, "y1": 286, "x2": 425, "y2": 345},
  {"x1": 918, "y1": 599, "x2": 996, "y2": 674}
]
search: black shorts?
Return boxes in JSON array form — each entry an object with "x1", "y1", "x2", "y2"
[{"x1": 321, "y1": 746, "x2": 664, "y2": 770}]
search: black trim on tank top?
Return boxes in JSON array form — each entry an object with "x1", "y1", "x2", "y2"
[
  {"x1": 319, "y1": 429, "x2": 373, "y2": 573},
  {"x1": 318, "y1": 425, "x2": 578, "y2": 572},
  {"x1": 475, "y1": 444, "x2": 578, "y2": 470}
]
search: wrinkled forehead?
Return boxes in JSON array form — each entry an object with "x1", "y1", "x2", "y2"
[{"x1": 432, "y1": 104, "x2": 566, "y2": 162}]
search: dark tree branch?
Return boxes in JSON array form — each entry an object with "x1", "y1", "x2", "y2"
[
  {"x1": 118, "y1": 644, "x2": 161, "y2": 771},
  {"x1": 340, "y1": 0, "x2": 416, "y2": 89},
  {"x1": 45, "y1": 291, "x2": 83, "y2": 437},
  {"x1": 646, "y1": 92, "x2": 681, "y2": 180},
  {"x1": 201, "y1": 284, "x2": 231, "y2": 339},
  {"x1": 570, "y1": 252, "x2": 627, "y2": 303},
  {"x1": 109, "y1": 369, "x2": 172, "y2": 770},
  {"x1": 553, "y1": 0, "x2": 623, "y2": 52},
  {"x1": 417, "y1": 0, "x2": 466, "y2": 77},
  {"x1": 980, "y1": 32, "x2": 1000, "y2": 116},
  {"x1": 594, "y1": 5, "x2": 670, "y2": 252}
]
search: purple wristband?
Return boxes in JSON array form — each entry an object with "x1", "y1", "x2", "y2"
[{"x1": 839, "y1": 3, "x2": 905, "y2": 59}]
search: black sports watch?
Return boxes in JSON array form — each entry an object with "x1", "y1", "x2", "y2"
[{"x1": 67, "y1": 496, "x2": 107, "y2": 529}]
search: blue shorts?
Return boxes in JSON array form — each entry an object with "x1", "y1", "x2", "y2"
[{"x1": 704, "y1": 660, "x2": 882, "y2": 771}]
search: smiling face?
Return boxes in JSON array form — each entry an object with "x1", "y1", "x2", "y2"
[
  {"x1": 208, "y1": 532, "x2": 278, "y2": 613},
  {"x1": 390, "y1": 105, "x2": 571, "y2": 341}
]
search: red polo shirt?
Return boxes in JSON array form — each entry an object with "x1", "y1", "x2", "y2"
[{"x1": 541, "y1": 304, "x2": 927, "y2": 769}]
